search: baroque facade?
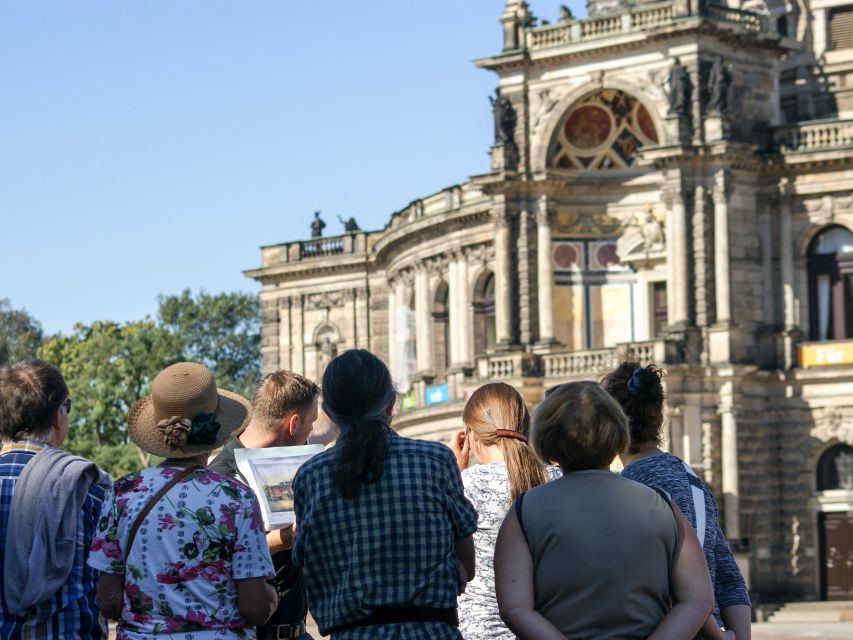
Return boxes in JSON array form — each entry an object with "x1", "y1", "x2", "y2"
[{"x1": 247, "y1": 0, "x2": 853, "y2": 603}]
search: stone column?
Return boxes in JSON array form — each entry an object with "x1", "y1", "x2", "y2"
[
  {"x1": 293, "y1": 295, "x2": 305, "y2": 376},
  {"x1": 415, "y1": 266, "x2": 434, "y2": 374},
  {"x1": 356, "y1": 287, "x2": 370, "y2": 349},
  {"x1": 278, "y1": 297, "x2": 292, "y2": 371},
  {"x1": 494, "y1": 211, "x2": 513, "y2": 346},
  {"x1": 456, "y1": 251, "x2": 473, "y2": 366},
  {"x1": 779, "y1": 180, "x2": 796, "y2": 329},
  {"x1": 664, "y1": 184, "x2": 690, "y2": 327},
  {"x1": 537, "y1": 197, "x2": 556, "y2": 343},
  {"x1": 387, "y1": 281, "x2": 397, "y2": 380},
  {"x1": 720, "y1": 384, "x2": 741, "y2": 540},
  {"x1": 713, "y1": 171, "x2": 731, "y2": 324},
  {"x1": 448, "y1": 259, "x2": 460, "y2": 365}
]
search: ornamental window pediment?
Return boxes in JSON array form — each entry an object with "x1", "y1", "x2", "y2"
[{"x1": 548, "y1": 89, "x2": 658, "y2": 171}]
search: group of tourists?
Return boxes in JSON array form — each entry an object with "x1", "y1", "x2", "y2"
[{"x1": 0, "y1": 349, "x2": 750, "y2": 639}]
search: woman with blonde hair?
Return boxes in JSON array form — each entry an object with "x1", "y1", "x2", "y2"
[{"x1": 447, "y1": 382, "x2": 559, "y2": 640}]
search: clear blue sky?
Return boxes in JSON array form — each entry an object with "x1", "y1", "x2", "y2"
[{"x1": 1, "y1": 0, "x2": 585, "y2": 336}]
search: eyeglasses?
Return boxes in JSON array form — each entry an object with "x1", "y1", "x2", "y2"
[{"x1": 61, "y1": 398, "x2": 72, "y2": 414}]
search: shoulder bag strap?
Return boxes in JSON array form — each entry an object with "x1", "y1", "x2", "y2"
[
  {"x1": 681, "y1": 461, "x2": 707, "y2": 549},
  {"x1": 124, "y1": 465, "x2": 201, "y2": 561}
]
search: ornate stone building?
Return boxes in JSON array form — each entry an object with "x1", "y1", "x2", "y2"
[{"x1": 247, "y1": 0, "x2": 853, "y2": 604}]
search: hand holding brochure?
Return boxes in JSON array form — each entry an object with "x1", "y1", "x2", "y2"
[{"x1": 234, "y1": 444, "x2": 324, "y2": 530}]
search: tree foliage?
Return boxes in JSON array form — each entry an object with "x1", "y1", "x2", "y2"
[
  {"x1": 25, "y1": 289, "x2": 261, "y2": 480},
  {"x1": 38, "y1": 320, "x2": 181, "y2": 476},
  {"x1": 157, "y1": 289, "x2": 261, "y2": 398},
  {"x1": 0, "y1": 299, "x2": 43, "y2": 365}
]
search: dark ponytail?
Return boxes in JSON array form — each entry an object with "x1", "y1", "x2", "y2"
[
  {"x1": 322, "y1": 349, "x2": 396, "y2": 500},
  {"x1": 599, "y1": 361, "x2": 665, "y2": 454}
]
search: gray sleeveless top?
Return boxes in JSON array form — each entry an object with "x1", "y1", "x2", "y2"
[{"x1": 518, "y1": 470, "x2": 678, "y2": 640}]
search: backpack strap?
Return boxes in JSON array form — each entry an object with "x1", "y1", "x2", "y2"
[{"x1": 124, "y1": 465, "x2": 201, "y2": 561}]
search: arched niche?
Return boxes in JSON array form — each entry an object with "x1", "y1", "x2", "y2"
[
  {"x1": 432, "y1": 280, "x2": 450, "y2": 375},
  {"x1": 547, "y1": 88, "x2": 660, "y2": 171},
  {"x1": 817, "y1": 443, "x2": 853, "y2": 491}
]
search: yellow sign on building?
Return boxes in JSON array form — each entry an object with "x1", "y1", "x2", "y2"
[{"x1": 798, "y1": 341, "x2": 853, "y2": 367}]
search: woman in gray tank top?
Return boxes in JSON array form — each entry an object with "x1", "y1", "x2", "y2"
[{"x1": 494, "y1": 381, "x2": 713, "y2": 640}]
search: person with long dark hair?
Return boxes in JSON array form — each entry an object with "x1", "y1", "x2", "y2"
[
  {"x1": 291, "y1": 349, "x2": 478, "y2": 639},
  {"x1": 447, "y1": 382, "x2": 559, "y2": 640},
  {"x1": 600, "y1": 362, "x2": 750, "y2": 640}
]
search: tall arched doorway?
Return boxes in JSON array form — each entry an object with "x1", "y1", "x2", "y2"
[{"x1": 817, "y1": 444, "x2": 853, "y2": 599}]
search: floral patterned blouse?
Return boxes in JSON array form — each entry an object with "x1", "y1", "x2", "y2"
[{"x1": 88, "y1": 466, "x2": 274, "y2": 639}]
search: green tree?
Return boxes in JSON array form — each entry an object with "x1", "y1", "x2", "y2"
[
  {"x1": 0, "y1": 299, "x2": 43, "y2": 364},
  {"x1": 157, "y1": 289, "x2": 261, "y2": 397},
  {"x1": 39, "y1": 320, "x2": 180, "y2": 477}
]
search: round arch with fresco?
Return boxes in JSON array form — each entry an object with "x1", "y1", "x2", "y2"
[{"x1": 548, "y1": 89, "x2": 659, "y2": 171}]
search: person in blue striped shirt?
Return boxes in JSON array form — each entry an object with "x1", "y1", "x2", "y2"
[{"x1": 601, "y1": 362, "x2": 751, "y2": 640}]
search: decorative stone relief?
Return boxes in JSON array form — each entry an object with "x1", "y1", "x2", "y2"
[
  {"x1": 803, "y1": 194, "x2": 853, "y2": 225},
  {"x1": 531, "y1": 88, "x2": 562, "y2": 136},
  {"x1": 305, "y1": 291, "x2": 345, "y2": 311},
  {"x1": 617, "y1": 205, "x2": 666, "y2": 259},
  {"x1": 811, "y1": 407, "x2": 853, "y2": 445},
  {"x1": 555, "y1": 210, "x2": 622, "y2": 235}
]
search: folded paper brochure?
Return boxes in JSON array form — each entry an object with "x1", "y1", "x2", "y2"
[{"x1": 234, "y1": 444, "x2": 324, "y2": 530}]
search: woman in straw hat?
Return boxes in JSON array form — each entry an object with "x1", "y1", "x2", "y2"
[
  {"x1": 88, "y1": 362, "x2": 277, "y2": 638},
  {"x1": 446, "y1": 382, "x2": 560, "y2": 640}
]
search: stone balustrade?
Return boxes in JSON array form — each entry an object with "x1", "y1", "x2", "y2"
[
  {"x1": 476, "y1": 352, "x2": 538, "y2": 380},
  {"x1": 542, "y1": 339, "x2": 667, "y2": 379},
  {"x1": 777, "y1": 119, "x2": 853, "y2": 153},
  {"x1": 259, "y1": 232, "x2": 368, "y2": 268},
  {"x1": 705, "y1": 3, "x2": 764, "y2": 33},
  {"x1": 542, "y1": 348, "x2": 620, "y2": 378},
  {"x1": 526, "y1": 2, "x2": 768, "y2": 51}
]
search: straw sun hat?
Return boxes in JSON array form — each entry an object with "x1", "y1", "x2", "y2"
[{"x1": 128, "y1": 362, "x2": 251, "y2": 459}]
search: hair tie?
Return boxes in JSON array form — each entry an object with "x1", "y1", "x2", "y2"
[
  {"x1": 627, "y1": 367, "x2": 646, "y2": 397},
  {"x1": 495, "y1": 429, "x2": 528, "y2": 443}
]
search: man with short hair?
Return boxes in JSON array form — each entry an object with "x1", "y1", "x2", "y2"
[
  {"x1": 209, "y1": 369, "x2": 320, "y2": 640},
  {"x1": 0, "y1": 359, "x2": 110, "y2": 639}
]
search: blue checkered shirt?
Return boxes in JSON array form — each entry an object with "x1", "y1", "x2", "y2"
[
  {"x1": 292, "y1": 431, "x2": 478, "y2": 639},
  {"x1": 0, "y1": 439, "x2": 108, "y2": 639}
]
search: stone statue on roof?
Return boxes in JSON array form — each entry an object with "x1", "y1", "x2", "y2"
[
  {"x1": 311, "y1": 211, "x2": 326, "y2": 238},
  {"x1": 490, "y1": 89, "x2": 517, "y2": 146},
  {"x1": 338, "y1": 215, "x2": 360, "y2": 233},
  {"x1": 707, "y1": 56, "x2": 731, "y2": 114},
  {"x1": 667, "y1": 58, "x2": 692, "y2": 116}
]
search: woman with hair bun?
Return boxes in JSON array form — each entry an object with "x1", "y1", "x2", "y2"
[
  {"x1": 291, "y1": 349, "x2": 478, "y2": 639},
  {"x1": 600, "y1": 362, "x2": 751, "y2": 640},
  {"x1": 447, "y1": 383, "x2": 559, "y2": 640}
]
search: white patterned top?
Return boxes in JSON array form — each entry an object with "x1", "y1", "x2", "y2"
[{"x1": 457, "y1": 462, "x2": 561, "y2": 640}]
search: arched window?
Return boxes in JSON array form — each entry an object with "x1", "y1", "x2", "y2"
[
  {"x1": 817, "y1": 444, "x2": 853, "y2": 491},
  {"x1": 473, "y1": 272, "x2": 496, "y2": 355},
  {"x1": 549, "y1": 89, "x2": 659, "y2": 171},
  {"x1": 809, "y1": 226, "x2": 853, "y2": 341}
]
